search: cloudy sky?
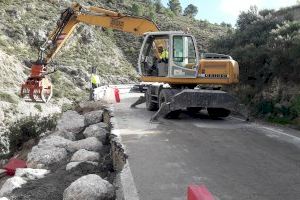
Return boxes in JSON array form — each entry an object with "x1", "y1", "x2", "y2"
[{"x1": 161, "y1": 0, "x2": 298, "y2": 25}]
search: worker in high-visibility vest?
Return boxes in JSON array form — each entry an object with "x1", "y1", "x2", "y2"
[
  {"x1": 91, "y1": 73, "x2": 100, "y2": 89},
  {"x1": 90, "y1": 67, "x2": 100, "y2": 100},
  {"x1": 158, "y1": 46, "x2": 168, "y2": 63}
]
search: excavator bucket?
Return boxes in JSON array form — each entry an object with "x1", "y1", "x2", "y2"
[{"x1": 20, "y1": 64, "x2": 53, "y2": 103}]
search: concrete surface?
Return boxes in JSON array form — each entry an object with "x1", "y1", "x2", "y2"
[{"x1": 114, "y1": 91, "x2": 300, "y2": 200}]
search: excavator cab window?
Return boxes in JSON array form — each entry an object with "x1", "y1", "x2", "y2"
[
  {"x1": 140, "y1": 35, "x2": 169, "y2": 77},
  {"x1": 170, "y1": 35, "x2": 199, "y2": 78}
]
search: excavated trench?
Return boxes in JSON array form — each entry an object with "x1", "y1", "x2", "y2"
[{"x1": 4, "y1": 105, "x2": 128, "y2": 200}]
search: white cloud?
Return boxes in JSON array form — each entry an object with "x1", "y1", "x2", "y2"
[{"x1": 219, "y1": 0, "x2": 297, "y2": 18}]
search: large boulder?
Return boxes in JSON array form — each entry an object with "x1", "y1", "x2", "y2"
[
  {"x1": 78, "y1": 101, "x2": 106, "y2": 114},
  {"x1": 37, "y1": 135, "x2": 72, "y2": 149},
  {"x1": 27, "y1": 146, "x2": 68, "y2": 168},
  {"x1": 0, "y1": 176, "x2": 27, "y2": 196},
  {"x1": 15, "y1": 168, "x2": 50, "y2": 180},
  {"x1": 67, "y1": 137, "x2": 102, "y2": 152},
  {"x1": 66, "y1": 161, "x2": 98, "y2": 171},
  {"x1": 63, "y1": 174, "x2": 115, "y2": 200},
  {"x1": 84, "y1": 110, "x2": 103, "y2": 126},
  {"x1": 52, "y1": 130, "x2": 76, "y2": 141},
  {"x1": 83, "y1": 123, "x2": 108, "y2": 142},
  {"x1": 56, "y1": 111, "x2": 85, "y2": 134},
  {"x1": 70, "y1": 149, "x2": 99, "y2": 162}
]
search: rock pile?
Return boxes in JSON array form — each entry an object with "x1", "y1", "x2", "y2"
[{"x1": 0, "y1": 104, "x2": 115, "y2": 199}]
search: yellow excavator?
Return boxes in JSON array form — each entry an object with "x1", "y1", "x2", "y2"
[{"x1": 20, "y1": 3, "x2": 247, "y2": 120}]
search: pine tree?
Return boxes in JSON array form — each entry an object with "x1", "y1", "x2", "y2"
[
  {"x1": 183, "y1": 4, "x2": 198, "y2": 18},
  {"x1": 154, "y1": 0, "x2": 163, "y2": 13},
  {"x1": 168, "y1": 0, "x2": 182, "y2": 15}
]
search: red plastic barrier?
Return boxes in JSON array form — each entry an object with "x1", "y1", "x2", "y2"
[
  {"x1": 114, "y1": 88, "x2": 120, "y2": 103},
  {"x1": 187, "y1": 185, "x2": 215, "y2": 200},
  {"x1": 3, "y1": 158, "x2": 27, "y2": 176}
]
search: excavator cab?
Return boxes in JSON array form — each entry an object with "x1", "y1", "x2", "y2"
[
  {"x1": 135, "y1": 32, "x2": 248, "y2": 121},
  {"x1": 138, "y1": 32, "x2": 199, "y2": 79}
]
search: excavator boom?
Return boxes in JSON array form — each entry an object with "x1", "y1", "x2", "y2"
[{"x1": 20, "y1": 3, "x2": 158, "y2": 102}]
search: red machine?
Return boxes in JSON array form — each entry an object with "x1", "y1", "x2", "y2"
[{"x1": 21, "y1": 63, "x2": 52, "y2": 103}]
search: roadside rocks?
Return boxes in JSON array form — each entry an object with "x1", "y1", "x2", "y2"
[
  {"x1": 84, "y1": 110, "x2": 103, "y2": 126},
  {"x1": 6, "y1": 107, "x2": 113, "y2": 199},
  {"x1": 27, "y1": 135, "x2": 102, "y2": 168},
  {"x1": 27, "y1": 146, "x2": 68, "y2": 168},
  {"x1": 56, "y1": 111, "x2": 85, "y2": 134},
  {"x1": 52, "y1": 130, "x2": 76, "y2": 141},
  {"x1": 70, "y1": 149, "x2": 99, "y2": 163},
  {"x1": 63, "y1": 174, "x2": 115, "y2": 200},
  {"x1": 83, "y1": 123, "x2": 108, "y2": 142},
  {"x1": 66, "y1": 161, "x2": 98, "y2": 171},
  {"x1": 0, "y1": 176, "x2": 27, "y2": 196},
  {"x1": 15, "y1": 168, "x2": 50, "y2": 180},
  {"x1": 77, "y1": 101, "x2": 106, "y2": 114},
  {"x1": 67, "y1": 137, "x2": 103, "y2": 153},
  {"x1": 37, "y1": 135, "x2": 72, "y2": 149}
]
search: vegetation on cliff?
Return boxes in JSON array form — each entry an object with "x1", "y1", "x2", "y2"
[{"x1": 210, "y1": 6, "x2": 300, "y2": 126}]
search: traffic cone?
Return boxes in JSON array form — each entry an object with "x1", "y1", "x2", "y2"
[
  {"x1": 187, "y1": 185, "x2": 215, "y2": 200},
  {"x1": 114, "y1": 87, "x2": 120, "y2": 103}
]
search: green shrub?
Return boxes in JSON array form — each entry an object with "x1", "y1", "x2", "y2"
[
  {"x1": 50, "y1": 71, "x2": 61, "y2": 84},
  {"x1": 0, "y1": 92, "x2": 18, "y2": 104},
  {"x1": 267, "y1": 116, "x2": 291, "y2": 125},
  {"x1": 61, "y1": 103, "x2": 75, "y2": 112},
  {"x1": 34, "y1": 104, "x2": 42, "y2": 112},
  {"x1": 3, "y1": 115, "x2": 58, "y2": 158},
  {"x1": 53, "y1": 88, "x2": 63, "y2": 98},
  {"x1": 257, "y1": 100, "x2": 273, "y2": 115},
  {"x1": 290, "y1": 96, "x2": 300, "y2": 117}
]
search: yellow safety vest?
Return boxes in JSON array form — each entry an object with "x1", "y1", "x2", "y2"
[
  {"x1": 160, "y1": 50, "x2": 169, "y2": 60},
  {"x1": 91, "y1": 74, "x2": 99, "y2": 85}
]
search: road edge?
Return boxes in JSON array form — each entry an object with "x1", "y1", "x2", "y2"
[{"x1": 104, "y1": 106, "x2": 140, "y2": 200}]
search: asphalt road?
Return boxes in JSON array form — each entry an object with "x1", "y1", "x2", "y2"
[{"x1": 114, "y1": 92, "x2": 300, "y2": 200}]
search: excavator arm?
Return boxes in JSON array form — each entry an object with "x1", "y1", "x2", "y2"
[{"x1": 21, "y1": 3, "x2": 158, "y2": 102}]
